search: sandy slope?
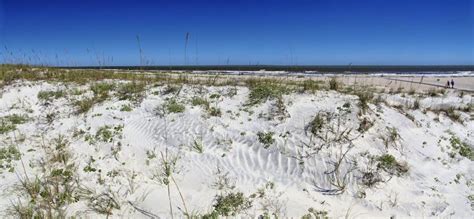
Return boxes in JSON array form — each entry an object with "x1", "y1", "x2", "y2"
[{"x1": 0, "y1": 80, "x2": 473, "y2": 218}]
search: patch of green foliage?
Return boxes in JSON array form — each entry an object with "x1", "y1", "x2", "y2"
[
  {"x1": 208, "y1": 107, "x2": 222, "y2": 117},
  {"x1": 308, "y1": 113, "x2": 326, "y2": 135},
  {"x1": 329, "y1": 77, "x2": 339, "y2": 90},
  {"x1": 90, "y1": 82, "x2": 115, "y2": 102},
  {"x1": 95, "y1": 125, "x2": 123, "y2": 143},
  {"x1": 355, "y1": 90, "x2": 373, "y2": 114},
  {"x1": 0, "y1": 145, "x2": 21, "y2": 173},
  {"x1": 209, "y1": 93, "x2": 221, "y2": 99},
  {"x1": 257, "y1": 132, "x2": 275, "y2": 148},
  {"x1": 0, "y1": 121, "x2": 16, "y2": 134},
  {"x1": 37, "y1": 90, "x2": 65, "y2": 101},
  {"x1": 165, "y1": 99, "x2": 185, "y2": 113},
  {"x1": 208, "y1": 192, "x2": 252, "y2": 217},
  {"x1": 246, "y1": 81, "x2": 288, "y2": 106},
  {"x1": 449, "y1": 135, "x2": 473, "y2": 160},
  {"x1": 0, "y1": 114, "x2": 29, "y2": 134},
  {"x1": 120, "y1": 104, "x2": 133, "y2": 112},
  {"x1": 9, "y1": 136, "x2": 80, "y2": 218},
  {"x1": 376, "y1": 154, "x2": 409, "y2": 176},
  {"x1": 116, "y1": 81, "x2": 146, "y2": 102},
  {"x1": 73, "y1": 98, "x2": 95, "y2": 114},
  {"x1": 4, "y1": 114, "x2": 28, "y2": 125},
  {"x1": 301, "y1": 207, "x2": 329, "y2": 219},
  {"x1": 301, "y1": 80, "x2": 321, "y2": 93},
  {"x1": 191, "y1": 97, "x2": 209, "y2": 108}
]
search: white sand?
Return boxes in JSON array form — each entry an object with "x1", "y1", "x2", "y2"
[{"x1": 0, "y1": 80, "x2": 473, "y2": 218}]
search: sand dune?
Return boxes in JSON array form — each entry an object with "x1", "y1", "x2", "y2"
[{"x1": 0, "y1": 79, "x2": 472, "y2": 218}]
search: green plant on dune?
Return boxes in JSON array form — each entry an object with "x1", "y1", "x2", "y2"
[
  {"x1": 0, "y1": 145, "x2": 21, "y2": 173},
  {"x1": 376, "y1": 154, "x2": 409, "y2": 176},
  {"x1": 257, "y1": 132, "x2": 275, "y2": 148},
  {"x1": 0, "y1": 114, "x2": 29, "y2": 134},
  {"x1": 355, "y1": 90, "x2": 373, "y2": 114},
  {"x1": 120, "y1": 104, "x2": 133, "y2": 112},
  {"x1": 329, "y1": 77, "x2": 339, "y2": 91},
  {"x1": 246, "y1": 80, "x2": 288, "y2": 106},
  {"x1": 9, "y1": 136, "x2": 80, "y2": 218},
  {"x1": 116, "y1": 81, "x2": 146, "y2": 102},
  {"x1": 208, "y1": 106, "x2": 222, "y2": 117},
  {"x1": 191, "y1": 96, "x2": 210, "y2": 108},
  {"x1": 165, "y1": 99, "x2": 186, "y2": 113},
  {"x1": 449, "y1": 135, "x2": 473, "y2": 160},
  {"x1": 37, "y1": 90, "x2": 65, "y2": 101},
  {"x1": 301, "y1": 207, "x2": 329, "y2": 219},
  {"x1": 73, "y1": 98, "x2": 95, "y2": 114},
  {"x1": 211, "y1": 192, "x2": 252, "y2": 217},
  {"x1": 90, "y1": 82, "x2": 115, "y2": 103}
]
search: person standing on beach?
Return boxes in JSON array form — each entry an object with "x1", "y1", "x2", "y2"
[
  {"x1": 451, "y1": 79, "x2": 454, "y2": 88},
  {"x1": 446, "y1": 80, "x2": 450, "y2": 88}
]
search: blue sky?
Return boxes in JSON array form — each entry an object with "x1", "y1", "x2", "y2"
[{"x1": 0, "y1": 0, "x2": 473, "y2": 66}]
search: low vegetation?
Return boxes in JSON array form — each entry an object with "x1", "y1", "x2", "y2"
[
  {"x1": 165, "y1": 99, "x2": 186, "y2": 113},
  {"x1": 0, "y1": 114, "x2": 29, "y2": 134},
  {"x1": 37, "y1": 90, "x2": 65, "y2": 101},
  {"x1": 257, "y1": 132, "x2": 275, "y2": 148},
  {"x1": 0, "y1": 145, "x2": 21, "y2": 173},
  {"x1": 329, "y1": 77, "x2": 339, "y2": 91},
  {"x1": 9, "y1": 136, "x2": 80, "y2": 218},
  {"x1": 191, "y1": 96, "x2": 210, "y2": 108},
  {"x1": 205, "y1": 192, "x2": 252, "y2": 217},
  {"x1": 376, "y1": 154, "x2": 409, "y2": 176},
  {"x1": 116, "y1": 81, "x2": 146, "y2": 103},
  {"x1": 246, "y1": 80, "x2": 288, "y2": 106},
  {"x1": 449, "y1": 135, "x2": 473, "y2": 160}
]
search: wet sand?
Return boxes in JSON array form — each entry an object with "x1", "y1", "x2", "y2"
[{"x1": 332, "y1": 76, "x2": 474, "y2": 92}]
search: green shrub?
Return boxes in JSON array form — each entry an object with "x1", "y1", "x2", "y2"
[
  {"x1": 301, "y1": 208, "x2": 329, "y2": 219},
  {"x1": 376, "y1": 154, "x2": 408, "y2": 176},
  {"x1": 355, "y1": 90, "x2": 373, "y2": 114},
  {"x1": 191, "y1": 97, "x2": 209, "y2": 108},
  {"x1": 37, "y1": 90, "x2": 65, "y2": 101},
  {"x1": 120, "y1": 104, "x2": 133, "y2": 112},
  {"x1": 449, "y1": 136, "x2": 473, "y2": 160},
  {"x1": 308, "y1": 113, "x2": 326, "y2": 135},
  {"x1": 116, "y1": 82, "x2": 146, "y2": 102},
  {"x1": 90, "y1": 82, "x2": 115, "y2": 102},
  {"x1": 257, "y1": 132, "x2": 275, "y2": 148},
  {"x1": 0, "y1": 121, "x2": 16, "y2": 134},
  {"x1": 209, "y1": 93, "x2": 221, "y2": 99},
  {"x1": 301, "y1": 80, "x2": 320, "y2": 93},
  {"x1": 0, "y1": 114, "x2": 28, "y2": 134},
  {"x1": 246, "y1": 82, "x2": 287, "y2": 106},
  {"x1": 74, "y1": 98, "x2": 95, "y2": 114},
  {"x1": 9, "y1": 136, "x2": 79, "y2": 218},
  {"x1": 211, "y1": 192, "x2": 252, "y2": 216},
  {"x1": 329, "y1": 77, "x2": 339, "y2": 90},
  {"x1": 165, "y1": 99, "x2": 185, "y2": 113},
  {"x1": 4, "y1": 114, "x2": 28, "y2": 125},
  {"x1": 0, "y1": 145, "x2": 21, "y2": 173},
  {"x1": 208, "y1": 107, "x2": 222, "y2": 117}
]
